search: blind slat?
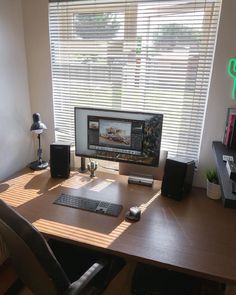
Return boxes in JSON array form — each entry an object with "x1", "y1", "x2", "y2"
[{"x1": 49, "y1": 0, "x2": 221, "y2": 161}]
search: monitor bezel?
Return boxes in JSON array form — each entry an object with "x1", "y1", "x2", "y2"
[{"x1": 74, "y1": 107, "x2": 163, "y2": 167}]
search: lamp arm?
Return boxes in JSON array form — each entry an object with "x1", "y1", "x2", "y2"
[{"x1": 37, "y1": 134, "x2": 43, "y2": 164}]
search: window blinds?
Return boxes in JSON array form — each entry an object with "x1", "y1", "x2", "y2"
[{"x1": 49, "y1": 0, "x2": 221, "y2": 161}]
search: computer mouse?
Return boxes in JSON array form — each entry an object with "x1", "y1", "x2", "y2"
[{"x1": 125, "y1": 206, "x2": 141, "y2": 221}]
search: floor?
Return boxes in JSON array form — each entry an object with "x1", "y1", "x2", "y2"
[
  {"x1": 0, "y1": 259, "x2": 134, "y2": 295},
  {"x1": 1, "y1": 259, "x2": 231, "y2": 295},
  {"x1": 0, "y1": 261, "x2": 17, "y2": 295}
]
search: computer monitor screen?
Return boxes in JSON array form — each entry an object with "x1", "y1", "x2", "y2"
[{"x1": 75, "y1": 108, "x2": 163, "y2": 167}]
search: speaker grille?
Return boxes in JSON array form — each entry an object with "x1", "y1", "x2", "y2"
[
  {"x1": 161, "y1": 158, "x2": 194, "y2": 199},
  {"x1": 50, "y1": 144, "x2": 71, "y2": 178}
]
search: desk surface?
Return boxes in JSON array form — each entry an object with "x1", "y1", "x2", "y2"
[{"x1": 1, "y1": 168, "x2": 236, "y2": 284}]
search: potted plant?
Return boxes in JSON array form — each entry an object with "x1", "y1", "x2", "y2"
[{"x1": 206, "y1": 168, "x2": 221, "y2": 200}]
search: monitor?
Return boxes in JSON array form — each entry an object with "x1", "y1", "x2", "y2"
[{"x1": 75, "y1": 108, "x2": 163, "y2": 167}]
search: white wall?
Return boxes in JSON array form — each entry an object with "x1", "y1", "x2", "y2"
[
  {"x1": 21, "y1": 0, "x2": 55, "y2": 162},
  {"x1": 0, "y1": 0, "x2": 33, "y2": 181},
  {"x1": 195, "y1": 0, "x2": 236, "y2": 187},
  {"x1": 21, "y1": 0, "x2": 236, "y2": 187}
]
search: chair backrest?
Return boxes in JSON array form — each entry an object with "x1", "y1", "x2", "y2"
[{"x1": 0, "y1": 199, "x2": 70, "y2": 295}]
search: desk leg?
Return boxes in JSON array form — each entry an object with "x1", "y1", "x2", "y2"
[{"x1": 102, "y1": 260, "x2": 137, "y2": 295}]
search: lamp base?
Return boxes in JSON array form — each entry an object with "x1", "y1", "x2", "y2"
[{"x1": 30, "y1": 160, "x2": 48, "y2": 170}]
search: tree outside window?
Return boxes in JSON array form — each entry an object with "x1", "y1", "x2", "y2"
[
  {"x1": 74, "y1": 12, "x2": 120, "y2": 40},
  {"x1": 153, "y1": 23, "x2": 199, "y2": 52}
]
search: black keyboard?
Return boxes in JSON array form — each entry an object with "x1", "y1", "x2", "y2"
[{"x1": 54, "y1": 193, "x2": 123, "y2": 217}]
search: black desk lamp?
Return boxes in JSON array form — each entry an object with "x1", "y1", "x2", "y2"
[{"x1": 29, "y1": 113, "x2": 49, "y2": 170}]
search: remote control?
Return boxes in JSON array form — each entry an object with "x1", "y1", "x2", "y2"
[{"x1": 223, "y1": 155, "x2": 234, "y2": 162}]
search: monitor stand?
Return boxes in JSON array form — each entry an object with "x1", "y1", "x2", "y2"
[
  {"x1": 79, "y1": 157, "x2": 88, "y2": 173},
  {"x1": 119, "y1": 150, "x2": 168, "y2": 181}
]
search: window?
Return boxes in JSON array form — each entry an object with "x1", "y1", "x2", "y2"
[{"x1": 49, "y1": 0, "x2": 221, "y2": 162}]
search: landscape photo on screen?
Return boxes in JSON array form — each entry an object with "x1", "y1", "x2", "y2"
[{"x1": 99, "y1": 119, "x2": 131, "y2": 148}]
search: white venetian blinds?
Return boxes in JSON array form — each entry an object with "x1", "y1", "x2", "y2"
[{"x1": 49, "y1": 0, "x2": 221, "y2": 161}]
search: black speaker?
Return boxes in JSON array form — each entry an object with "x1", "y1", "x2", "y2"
[
  {"x1": 161, "y1": 157, "x2": 195, "y2": 200},
  {"x1": 50, "y1": 143, "x2": 71, "y2": 178}
]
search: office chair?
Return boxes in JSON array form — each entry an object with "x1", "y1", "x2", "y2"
[{"x1": 0, "y1": 199, "x2": 123, "y2": 295}]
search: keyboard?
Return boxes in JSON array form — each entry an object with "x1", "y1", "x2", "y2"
[{"x1": 54, "y1": 193, "x2": 123, "y2": 217}]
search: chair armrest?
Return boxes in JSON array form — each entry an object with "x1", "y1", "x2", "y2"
[{"x1": 64, "y1": 259, "x2": 107, "y2": 295}]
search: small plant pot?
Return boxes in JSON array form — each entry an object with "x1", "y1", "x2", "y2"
[{"x1": 206, "y1": 179, "x2": 221, "y2": 200}]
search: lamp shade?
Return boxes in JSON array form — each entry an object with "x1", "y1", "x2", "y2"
[{"x1": 30, "y1": 113, "x2": 47, "y2": 134}]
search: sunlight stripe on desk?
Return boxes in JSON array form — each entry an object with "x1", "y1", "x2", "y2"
[
  {"x1": 139, "y1": 191, "x2": 161, "y2": 214},
  {"x1": 90, "y1": 179, "x2": 115, "y2": 192},
  {"x1": 62, "y1": 174, "x2": 93, "y2": 189},
  {"x1": 0, "y1": 189, "x2": 40, "y2": 207},
  {"x1": 33, "y1": 219, "x2": 119, "y2": 247},
  {"x1": 33, "y1": 191, "x2": 161, "y2": 247},
  {"x1": 0, "y1": 170, "x2": 61, "y2": 207}
]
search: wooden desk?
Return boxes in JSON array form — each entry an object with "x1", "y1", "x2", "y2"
[{"x1": 1, "y1": 168, "x2": 236, "y2": 285}]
